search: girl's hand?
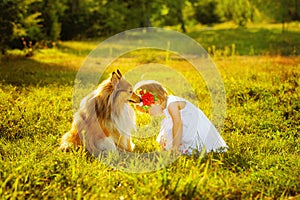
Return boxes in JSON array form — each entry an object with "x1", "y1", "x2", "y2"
[
  {"x1": 170, "y1": 146, "x2": 181, "y2": 156},
  {"x1": 149, "y1": 104, "x2": 163, "y2": 116},
  {"x1": 171, "y1": 145, "x2": 180, "y2": 152}
]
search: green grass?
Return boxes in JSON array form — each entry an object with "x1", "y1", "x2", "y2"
[
  {"x1": 186, "y1": 22, "x2": 300, "y2": 56},
  {"x1": 0, "y1": 24, "x2": 300, "y2": 199}
]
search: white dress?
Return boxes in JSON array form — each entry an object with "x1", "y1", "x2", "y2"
[{"x1": 156, "y1": 95, "x2": 228, "y2": 155}]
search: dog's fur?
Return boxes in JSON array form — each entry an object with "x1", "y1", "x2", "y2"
[{"x1": 59, "y1": 70, "x2": 141, "y2": 156}]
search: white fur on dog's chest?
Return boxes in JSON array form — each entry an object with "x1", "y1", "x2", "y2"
[{"x1": 111, "y1": 104, "x2": 136, "y2": 137}]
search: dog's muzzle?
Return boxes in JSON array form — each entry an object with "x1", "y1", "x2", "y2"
[{"x1": 129, "y1": 97, "x2": 142, "y2": 103}]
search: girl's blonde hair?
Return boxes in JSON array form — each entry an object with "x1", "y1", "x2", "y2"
[{"x1": 134, "y1": 80, "x2": 168, "y2": 105}]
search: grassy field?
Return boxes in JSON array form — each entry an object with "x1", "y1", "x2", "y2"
[{"x1": 0, "y1": 24, "x2": 300, "y2": 199}]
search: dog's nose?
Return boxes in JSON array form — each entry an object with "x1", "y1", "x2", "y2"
[{"x1": 139, "y1": 97, "x2": 142, "y2": 102}]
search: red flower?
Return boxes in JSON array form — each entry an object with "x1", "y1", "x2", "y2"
[
  {"x1": 136, "y1": 89, "x2": 157, "y2": 111},
  {"x1": 142, "y1": 92, "x2": 155, "y2": 106}
]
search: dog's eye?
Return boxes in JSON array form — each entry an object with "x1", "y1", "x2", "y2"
[{"x1": 129, "y1": 90, "x2": 133, "y2": 94}]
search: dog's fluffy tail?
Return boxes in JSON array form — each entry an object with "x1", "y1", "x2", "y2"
[{"x1": 59, "y1": 126, "x2": 81, "y2": 151}]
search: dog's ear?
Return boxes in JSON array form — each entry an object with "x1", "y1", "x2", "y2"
[
  {"x1": 111, "y1": 71, "x2": 119, "y2": 88},
  {"x1": 116, "y1": 69, "x2": 122, "y2": 79}
]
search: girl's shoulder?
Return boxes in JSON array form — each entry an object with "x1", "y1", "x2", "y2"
[
  {"x1": 166, "y1": 95, "x2": 187, "y2": 107},
  {"x1": 164, "y1": 95, "x2": 190, "y2": 116}
]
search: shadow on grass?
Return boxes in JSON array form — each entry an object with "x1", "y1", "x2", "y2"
[{"x1": 0, "y1": 57, "x2": 77, "y2": 87}]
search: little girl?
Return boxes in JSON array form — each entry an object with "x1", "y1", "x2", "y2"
[{"x1": 134, "y1": 80, "x2": 228, "y2": 155}]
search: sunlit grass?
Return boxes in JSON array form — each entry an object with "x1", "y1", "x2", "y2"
[
  {"x1": 57, "y1": 40, "x2": 102, "y2": 57},
  {"x1": 0, "y1": 26, "x2": 299, "y2": 199}
]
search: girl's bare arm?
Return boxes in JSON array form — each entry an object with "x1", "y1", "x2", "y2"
[{"x1": 168, "y1": 102, "x2": 183, "y2": 151}]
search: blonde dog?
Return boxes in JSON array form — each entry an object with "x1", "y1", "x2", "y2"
[{"x1": 60, "y1": 70, "x2": 141, "y2": 156}]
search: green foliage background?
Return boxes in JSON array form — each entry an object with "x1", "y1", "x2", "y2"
[{"x1": 1, "y1": 0, "x2": 300, "y2": 53}]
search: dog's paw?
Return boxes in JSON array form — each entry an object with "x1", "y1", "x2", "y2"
[{"x1": 58, "y1": 143, "x2": 71, "y2": 152}]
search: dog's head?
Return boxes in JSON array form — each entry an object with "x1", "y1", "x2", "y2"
[{"x1": 111, "y1": 69, "x2": 141, "y2": 104}]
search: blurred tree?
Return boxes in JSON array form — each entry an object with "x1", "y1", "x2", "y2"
[
  {"x1": 193, "y1": 0, "x2": 220, "y2": 25},
  {"x1": 253, "y1": 0, "x2": 300, "y2": 32},
  {"x1": 0, "y1": 0, "x2": 44, "y2": 53},
  {"x1": 218, "y1": 0, "x2": 254, "y2": 26},
  {"x1": 22, "y1": 13, "x2": 43, "y2": 41},
  {"x1": 61, "y1": 0, "x2": 163, "y2": 39},
  {"x1": 0, "y1": 0, "x2": 22, "y2": 54},
  {"x1": 18, "y1": 0, "x2": 44, "y2": 42},
  {"x1": 39, "y1": 0, "x2": 67, "y2": 41},
  {"x1": 99, "y1": 0, "x2": 128, "y2": 35},
  {"x1": 123, "y1": 0, "x2": 157, "y2": 28},
  {"x1": 60, "y1": 0, "x2": 95, "y2": 39},
  {"x1": 157, "y1": 0, "x2": 187, "y2": 32},
  {"x1": 61, "y1": 0, "x2": 134, "y2": 39},
  {"x1": 3, "y1": 0, "x2": 300, "y2": 51}
]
